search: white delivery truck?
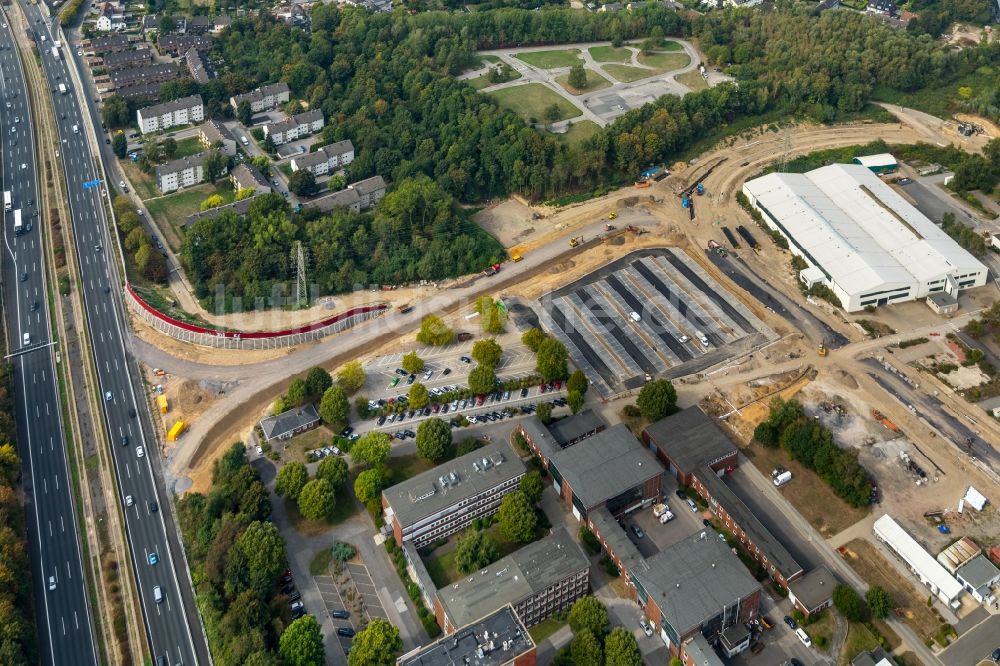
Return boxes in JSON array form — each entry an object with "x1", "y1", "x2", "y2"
[
  {"x1": 773, "y1": 470, "x2": 792, "y2": 487},
  {"x1": 58, "y1": 83, "x2": 67, "y2": 94}
]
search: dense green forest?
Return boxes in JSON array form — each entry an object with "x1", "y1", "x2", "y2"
[
  {"x1": 0, "y1": 352, "x2": 36, "y2": 665},
  {"x1": 176, "y1": 443, "x2": 298, "y2": 665},
  {"x1": 160, "y1": 2, "x2": 1000, "y2": 300}
]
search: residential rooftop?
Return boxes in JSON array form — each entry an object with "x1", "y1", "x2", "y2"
[
  {"x1": 383, "y1": 444, "x2": 526, "y2": 529},
  {"x1": 548, "y1": 423, "x2": 661, "y2": 510},
  {"x1": 199, "y1": 119, "x2": 234, "y2": 145},
  {"x1": 154, "y1": 152, "x2": 210, "y2": 178},
  {"x1": 630, "y1": 530, "x2": 761, "y2": 636},
  {"x1": 398, "y1": 606, "x2": 534, "y2": 666},
  {"x1": 139, "y1": 94, "x2": 203, "y2": 119},
  {"x1": 788, "y1": 565, "x2": 836, "y2": 611},
  {"x1": 643, "y1": 407, "x2": 737, "y2": 472},
  {"x1": 350, "y1": 174, "x2": 386, "y2": 196},
  {"x1": 259, "y1": 403, "x2": 319, "y2": 440},
  {"x1": 185, "y1": 196, "x2": 257, "y2": 226},
  {"x1": 231, "y1": 162, "x2": 269, "y2": 191},
  {"x1": 437, "y1": 528, "x2": 589, "y2": 628}
]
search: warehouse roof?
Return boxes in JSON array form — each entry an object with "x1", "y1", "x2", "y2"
[
  {"x1": 873, "y1": 514, "x2": 964, "y2": 602},
  {"x1": 643, "y1": 407, "x2": 736, "y2": 474},
  {"x1": 743, "y1": 164, "x2": 986, "y2": 295},
  {"x1": 853, "y1": 153, "x2": 897, "y2": 169},
  {"x1": 398, "y1": 606, "x2": 534, "y2": 666},
  {"x1": 631, "y1": 531, "x2": 760, "y2": 636},
  {"x1": 698, "y1": 468, "x2": 803, "y2": 581},
  {"x1": 437, "y1": 528, "x2": 589, "y2": 628},
  {"x1": 548, "y1": 424, "x2": 661, "y2": 510},
  {"x1": 383, "y1": 445, "x2": 526, "y2": 529}
]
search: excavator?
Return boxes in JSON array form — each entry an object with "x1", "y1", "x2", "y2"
[{"x1": 817, "y1": 340, "x2": 827, "y2": 357}]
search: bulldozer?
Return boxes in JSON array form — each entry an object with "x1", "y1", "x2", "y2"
[
  {"x1": 608, "y1": 212, "x2": 617, "y2": 220},
  {"x1": 817, "y1": 340, "x2": 827, "y2": 357},
  {"x1": 569, "y1": 236, "x2": 583, "y2": 248}
]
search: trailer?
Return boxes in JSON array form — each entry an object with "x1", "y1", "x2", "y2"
[
  {"x1": 13, "y1": 209, "x2": 22, "y2": 235},
  {"x1": 722, "y1": 226, "x2": 739, "y2": 248},
  {"x1": 3, "y1": 191, "x2": 10, "y2": 212}
]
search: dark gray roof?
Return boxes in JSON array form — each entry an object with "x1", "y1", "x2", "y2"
[
  {"x1": 258, "y1": 403, "x2": 319, "y2": 440},
  {"x1": 90, "y1": 34, "x2": 130, "y2": 53},
  {"x1": 631, "y1": 531, "x2": 761, "y2": 636},
  {"x1": 186, "y1": 48, "x2": 211, "y2": 83},
  {"x1": 548, "y1": 424, "x2": 661, "y2": 510},
  {"x1": 138, "y1": 94, "x2": 203, "y2": 120},
  {"x1": 294, "y1": 108, "x2": 323, "y2": 125},
  {"x1": 517, "y1": 416, "x2": 561, "y2": 461},
  {"x1": 103, "y1": 48, "x2": 152, "y2": 69},
  {"x1": 851, "y1": 648, "x2": 890, "y2": 666},
  {"x1": 307, "y1": 187, "x2": 360, "y2": 213},
  {"x1": 788, "y1": 565, "x2": 836, "y2": 611},
  {"x1": 547, "y1": 409, "x2": 605, "y2": 445},
  {"x1": 110, "y1": 63, "x2": 177, "y2": 87},
  {"x1": 685, "y1": 634, "x2": 725, "y2": 666},
  {"x1": 955, "y1": 554, "x2": 1000, "y2": 588},
  {"x1": 115, "y1": 82, "x2": 161, "y2": 100},
  {"x1": 643, "y1": 407, "x2": 736, "y2": 474},
  {"x1": 349, "y1": 174, "x2": 386, "y2": 196},
  {"x1": 185, "y1": 196, "x2": 257, "y2": 226},
  {"x1": 233, "y1": 82, "x2": 290, "y2": 105},
  {"x1": 588, "y1": 506, "x2": 642, "y2": 574},
  {"x1": 398, "y1": 606, "x2": 534, "y2": 666},
  {"x1": 720, "y1": 623, "x2": 750, "y2": 649},
  {"x1": 383, "y1": 445, "x2": 526, "y2": 529},
  {"x1": 697, "y1": 468, "x2": 803, "y2": 581},
  {"x1": 154, "y1": 152, "x2": 210, "y2": 179},
  {"x1": 231, "y1": 163, "x2": 269, "y2": 191},
  {"x1": 295, "y1": 140, "x2": 354, "y2": 170},
  {"x1": 438, "y1": 528, "x2": 589, "y2": 628},
  {"x1": 199, "y1": 119, "x2": 234, "y2": 145}
]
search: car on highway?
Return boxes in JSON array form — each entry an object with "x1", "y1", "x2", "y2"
[
  {"x1": 104, "y1": 390, "x2": 113, "y2": 402},
  {"x1": 148, "y1": 552, "x2": 158, "y2": 566},
  {"x1": 30, "y1": 300, "x2": 38, "y2": 311},
  {"x1": 153, "y1": 585, "x2": 163, "y2": 604},
  {"x1": 120, "y1": 436, "x2": 128, "y2": 446},
  {"x1": 136, "y1": 447, "x2": 145, "y2": 459},
  {"x1": 128, "y1": 408, "x2": 136, "y2": 418},
  {"x1": 125, "y1": 495, "x2": 133, "y2": 506},
  {"x1": 48, "y1": 576, "x2": 56, "y2": 591}
]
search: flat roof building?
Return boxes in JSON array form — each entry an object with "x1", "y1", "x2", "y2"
[
  {"x1": 853, "y1": 153, "x2": 898, "y2": 173},
  {"x1": 397, "y1": 606, "x2": 535, "y2": 666},
  {"x1": 873, "y1": 514, "x2": 964, "y2": 607},
  {"x1": 742, "y1": 164, "x2": 987, "y2": 312},
  {"x1": 788, "y1": 565, "x2": 836, "y2": 617},
  {"x1": 642, "y1": 407, "x2": 737, "y2": 485},
  {"x1": 631, "y1": 530, "x2": 761, "y2": 651},
  {"x1": 382, "y1": 445, "x2": 526, "y2": 548},
  {"x1": 435, "y1": 528, "x2": 590, "y2": 632},
  {"x1": 955, "y1": 554, "x2": 1000, "y2": 604}
]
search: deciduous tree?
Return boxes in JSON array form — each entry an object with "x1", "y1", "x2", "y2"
[
  {"x1": 570, "y1": 629, "x2": 602, "y2": 666},
  {"x1": 567, "y1": 596, "x2": 609, "y2": 638},
  {"x1": 353, "y1": 468, "x2": 384, "y2": 505},
  {"x1": 472, "y1": 338, "x2": 503, "y2": 368},
  {"x1": 568, "y1": 63, "x2": 588, "y2": 89},
  {"x1": 305, "y1": 367, "x2": 334, "y2": 398},
  {"x1": 537, "y1": 401, "x2": 553, "y2": 425},
  {"x1": 519, "y1": 471, "x2": 543, "y2": 504},
  {"x1": 201, "y1": 194, "x2": 225, "y2": 211},
  {"x1": 454, "y1": 530, "x2": 500, "y2": 574},
  {"x1": 567, "y1": 390, "x2": 584, "y2": 414},
  {"x1": 351, "y1": 432, "x2": 391, "y2": 468},
  {"x1": 866, "y1": 585, "x2": 892, "y2": 619},
  {"x1": 497, "y1": 491, "x2": 536, "y2": 543},
  {"x1": 416, "y1": 418, "x2": 453, "y2": 462},
  {"x1": 289, "y1": 169, "x2": 318, "y2": 197},
  {"x1": 279, "y1": 615, "x2": 325, "y2": 666},
  {"x1": 567, "y1": 370, "x2": 588, "y2": 395},
  {"x1": 409, "y1": 383, "x2": 430, "y2": 410},
  {"x1": 468, "y1": 364, "x2": 497, "y2": 396},
  {"x1": 337, "y1": 361, "x2": 366, "y2": 394},
  {"x1": 605, "y1": 627, "x2": 642, "y2": 666},
  {"x1": 536, "y1": 339, "x2": 568, "y2": 381},
  {"x1": 226, "y1": 521, "x2": 286, "y2": 598},
  {"x1": 402, "y1": 351, "x2": 424, "y2": 374},
  {"x1": 316, "y1": 456, "x2": 349, "y2": 490},
  {"x1": 416, "y1": 315, "x2": 454, "y2": 346},
  {"x1": 298, "y1": 478, "x2": 336, "y2": 521},
  {"x1": 275, "y1": 461, "x2": 308, "y2": 501},
  {"x1": 318, "y1": 385, "x2": 349, "y2": 428},
  {"x1": 636, "y1": 379, "x2": 677, "y2": 420},
  {"x1": 833, "y1": 584, "x2": 866, "y2": 622},
  {"x1": 347, "y1": 618, "x2": 402, "y2": 666},
  {"x1": 521, "y1": 328, "x2": 547, "y2": 352}
]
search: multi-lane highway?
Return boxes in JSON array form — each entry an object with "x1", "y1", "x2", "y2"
[
  {"x1": 19, "y1": 3, "x2": 208, "y2": 664},
  {"x1": 0, "y1": 11, "x2": 98, "y2": 666}
]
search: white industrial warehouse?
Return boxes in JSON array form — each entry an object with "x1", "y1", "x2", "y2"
[
  {"x1": 873, "y1": 514, "x2": 964, "y2": 608},
  {"x1": 742, "y1": 163, "x2": 988, "y2": 312}
]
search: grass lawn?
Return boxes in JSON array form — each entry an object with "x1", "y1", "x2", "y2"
[
  {"x1": 173, "y1": 136, "x2": 204, "y2": 158},
  {"x1": 553, "y1": 120, "x2": 601, "y2": 148},
  {"x1": 385, "y1": 453, "x2": 437, "y2": 485},
  {"x1": 144, "y1": 182, "x2": 235, "y2": 254},
  {"x1": 839, "y1": 622, "x2": 882, "y2": 665},
  {"x1": 481, "y1": 54, "x2": 500, "y2": 64},
  {"x1": 488, "y1": 83, "x2": 582, "y2": 123},
  {"x1": 657, "y1": 39, "x2": 684, "y2": 51},
  {"x1": 466, "y1": 69, "x2": 522, "y2": 91},
  {"x1": 803, "y1": 610, "x2": 835, "y2": 653},
  {"x1": 529, "y1": 616, "x2": 566, "y2": 643},
  {"x1": 871, "y1": 66, "x2": 996, "y2": 119},
  {"x1": 286, "y1": 426, "x2": 334, "y2": 462},
  {"x1": 555, "y1": 68, "x2": 612, "y2": 96},
  {"x1": 309, "y1": 547, "x2": 334, "y2": 576},
  {"x1": 676, "y1": 68, "x2": 709, "y2": 92},
  {"x1": 842, "y1": 538, "x2": 944, "y2": 643},
  {"x1": 120, "y1": 159, "x2": 159, "y2": 201},
  {"x1": 588, "y1": 45, "x2": 631, "y2": 63},
  {"x1": 279, "y1": 162, "x2": 294, "y2": 179},
  {"x1": 515, "y1": 48, "x2": 582, "y2": 69},
  {"x1": 743, "y1": 443, "x2": 869, "y2": 538},
  {"x1": 603, "y1": 64, "x2": 657, "y2": 84},
  {"x1": 637, "y1": 51, "x2": 691, "y2": 74}
]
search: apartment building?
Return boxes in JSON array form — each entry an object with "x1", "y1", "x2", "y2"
[
  {"x1": 185, "y1": 48, "x2": 211, "y2": 84},
  {"x1": 230, "y1": 163, "x2": 270, "y2": 195},
  {"x1": 349, "y1": 174, "x2": 386, "y2": 208},
  {"x1": 289, "y1": 139, "x2": 355, "y2": 177},
  {"x1": 136, "y1": 94, "x2": 204, "y2": 134},
  {"x1": 155, "y1": 152, "x2": 220, "y2": 193},
  {"x1": 263, "y1": 109, "x2": 324, "y2": 145},
  {"x1": 229, "y1": 82, "x2": 290, "y2": 114},
  {"x1": 382, "y1": 445, "x2": 526, "y2": 548},
  {"x1": 109, "y1": 63, "x2": 177, "y2": 89},
  {"x1": 197, "y1": 119, "x2": 236, "y2": 156}
]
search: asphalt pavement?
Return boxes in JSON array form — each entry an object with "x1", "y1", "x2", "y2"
[
  {"x1": 22, "y1": 3, "x2": 209, "y2": 664},
  {"x1": 0, "y1": 10, "x2": 99, "y2": 665}
]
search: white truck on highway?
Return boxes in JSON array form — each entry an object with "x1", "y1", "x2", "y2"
[
  {"x1": 50, "y1": 46, "x2": 59, "y2": 59},
  {"x1": 58, "y1": 83, "x2": 67, "y2": 94}
]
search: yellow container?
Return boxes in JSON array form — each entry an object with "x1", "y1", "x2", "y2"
[
  {"x1": 156, "y1": 395, "x2": 169, "y2": 413},
  {"x1": 167, "y1": 420, "x2": 186, "y2": 442}
]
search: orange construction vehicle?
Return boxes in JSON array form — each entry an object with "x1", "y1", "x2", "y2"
[{"x1": 872, "y1": 409, "x2": 899, "y2": 432}]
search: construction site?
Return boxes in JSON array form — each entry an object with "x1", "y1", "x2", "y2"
[{"x1": 117, "y1": 106, "x2": 1000, "y2": 663}]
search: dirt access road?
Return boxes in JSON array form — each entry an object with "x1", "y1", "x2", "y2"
[{"x1": 161, "y1": 109, "x2": 969, "y2": 488}]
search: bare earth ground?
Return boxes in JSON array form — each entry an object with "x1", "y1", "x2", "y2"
[{"x1": 841, "y1": 538, "x2": 946, "y2": 642}]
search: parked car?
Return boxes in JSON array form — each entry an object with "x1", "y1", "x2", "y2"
[
  {"x1": 783, "y1": 616, "x2": 797, "y2": 630},
  {"x1": 630, "y1": 524, "x2": 644, "y2": 539},
  {"x1": 639, "y1": 620, "x2": 653, "y2": 637},
  {"x1": 331, "y1": 609, "x2": 350, "y2": 619},
  {"x1": 337, "y1": 627, "x2": 355, "y2": 638}
]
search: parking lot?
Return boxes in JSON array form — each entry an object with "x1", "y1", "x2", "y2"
[
  {"x1": 539, "y1": 248, "x2": 775, "y2": 395},
  {"x1": 313, "y1": 560, "x2": 388, "y2": 655}
]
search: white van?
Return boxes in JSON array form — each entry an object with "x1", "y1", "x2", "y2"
[
  {"x1": 153, "y1": 585, "x2": 163, "y2": 604},
  {"x1": 22, "y1": 332, "x2": 29, "y2": 346},
  {"x1": 72, "y1": 124, "x2": 79, "y2": 134},
  {"x1": 795, "y1": 628, "x2": 812, "y2": 647},
  {"x1": 240, "y1": 136, "x2": 250, "y2": 146}
]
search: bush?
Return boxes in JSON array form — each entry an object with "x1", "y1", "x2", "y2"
[
  {"x1": 331, "y1": 541, "x2": 356, "y2": 563},
  {"x1": 579, "y1": 527, "x2": 602, "y2": 555}
]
